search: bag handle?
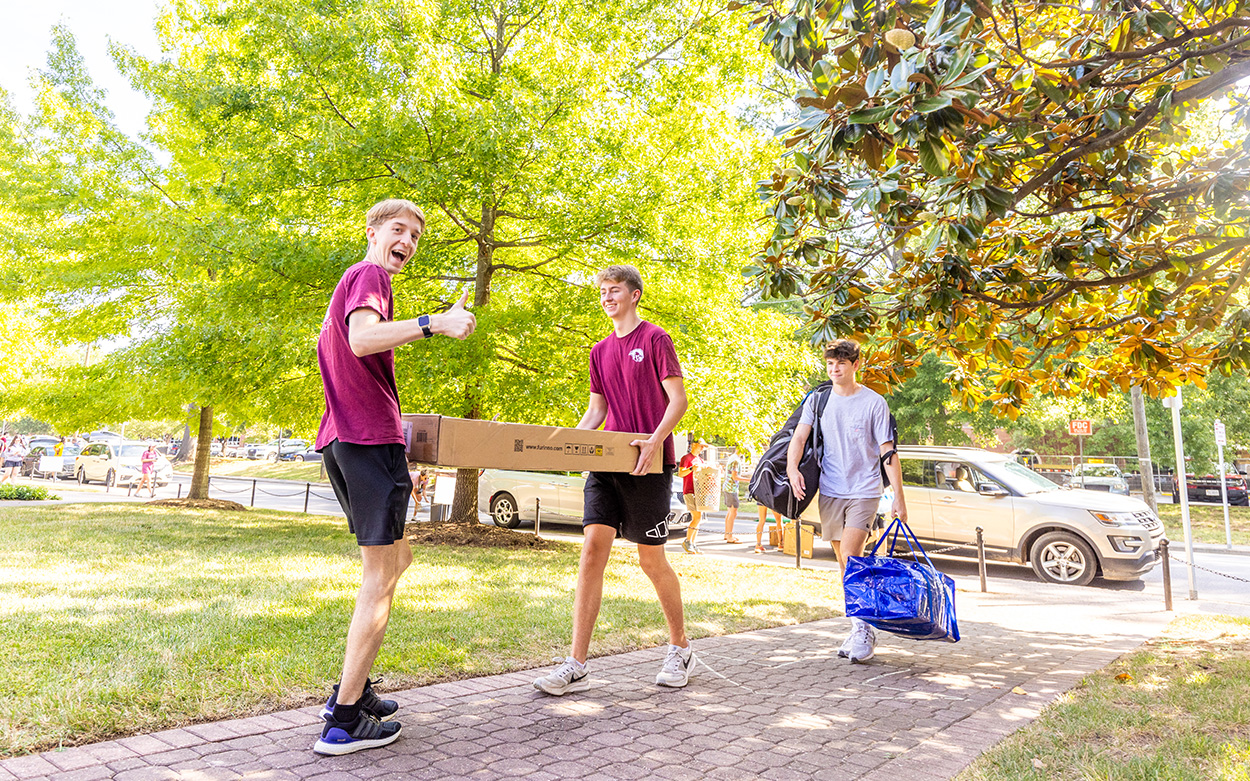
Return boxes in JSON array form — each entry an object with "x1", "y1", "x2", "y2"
[{"x1": 868, "y1": 516, "x2": 937, "y2": 569}]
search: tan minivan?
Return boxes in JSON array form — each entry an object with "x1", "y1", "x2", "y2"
[{"x1": 890, "y1": 446, "x2": 1165, "y2": 586}]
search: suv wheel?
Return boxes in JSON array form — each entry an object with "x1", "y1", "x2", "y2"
[
  {"x1": 490, "y1": 493, "x2": 521, "y2": 529},
  {"x1": 1030, "y1": 531, "x2": 1097, "y2": 586},
  {"x1": 78, "y1": 468, "x2": 89, "y2": 485},
  {"x1": 294, "y1": 454, "x2": 305, "y2": 462},
  {"x1": 105, "y1": 469, "x2": 116, "y2": 488}
]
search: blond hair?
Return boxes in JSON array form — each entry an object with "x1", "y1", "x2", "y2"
[
  {"x1": 366, "y1": 199, "x2": 426, "y2": 232},
  {"x1": 594, "y1": 265, "x2": 644, "y2": 298}
]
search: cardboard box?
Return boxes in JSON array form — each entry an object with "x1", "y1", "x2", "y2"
[
  {"x1": 401, "y1": 414, "x2": 662, "y2": 474},
  {"x1": 781, "y1": 521, "x2": 814, "y2": 559}
]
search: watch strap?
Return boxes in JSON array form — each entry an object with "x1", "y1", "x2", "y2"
[{"x1": 418, "y1": 314, "x2": 433, "y2": 339}]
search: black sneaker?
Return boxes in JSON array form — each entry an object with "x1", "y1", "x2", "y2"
[
  {"x1": 319, "y1": 678, "x2": 399, "y2": 722},
  {"x1": 313, "y1": 712, "x2": 401, "y2": 756}
]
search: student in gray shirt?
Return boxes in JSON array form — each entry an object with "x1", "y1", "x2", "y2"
[{"x1": 786, "y1": 339, "x2": 906, "y2": 663}]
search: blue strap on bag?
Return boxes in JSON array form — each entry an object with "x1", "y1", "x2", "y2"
[{"x1": 843, "y1": 517, "x2": 960, "y2": 642}]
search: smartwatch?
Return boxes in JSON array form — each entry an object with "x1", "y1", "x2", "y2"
[{"x1": 417, "y1": 314, "x2": 433, "y2": 339}]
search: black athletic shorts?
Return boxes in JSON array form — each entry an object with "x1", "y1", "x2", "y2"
[
  {"x1": 321, "y1": 440, "x2": 413, "y2": 547},
  {"x1": 583, "y1": 466, "x2": 675, "y2": 545}
]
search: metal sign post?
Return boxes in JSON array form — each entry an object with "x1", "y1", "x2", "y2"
[
  {"x1": 1162, "y1": 390, "x2": 1198, "y2": 599},
  {"x1": 1069, "y1": 420, "x2": 1092, "y2": 487},
  {"x1": 1215, "y1": 419, "x2": 1232, "y2": 550}
]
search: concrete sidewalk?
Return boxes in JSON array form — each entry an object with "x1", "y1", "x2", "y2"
[{"x1": 0, "y1": 567, "x2": 1174, "y2": 781}]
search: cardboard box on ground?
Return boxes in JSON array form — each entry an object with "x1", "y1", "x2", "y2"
[
  {"x1": 781, "y1": 520, "x2": 814, "y2": 558},
  {"x1": 402, "y1": 414, "x2": 663, "y2": 474}
]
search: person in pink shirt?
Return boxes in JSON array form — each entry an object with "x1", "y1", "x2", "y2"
[
  {"x1": 311, "y1": 199, "x2": 476, "y2": 757},
  {"x1": 533, "y1": 264, "x2": 695, "y2": 696}
]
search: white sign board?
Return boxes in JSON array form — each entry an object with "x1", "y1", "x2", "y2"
[{"x1": 1215, "y1": 419, "x2": 1226, "y2": 447}]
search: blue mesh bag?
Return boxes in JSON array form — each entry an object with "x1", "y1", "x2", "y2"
[{"x1": 843, "y1": 517, "x2": 960, "y2": 642}]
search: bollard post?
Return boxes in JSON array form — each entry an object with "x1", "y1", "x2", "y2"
[
  {"x1": 534, "y1": 498, "x2": 541, "y2": 539},
  {"x1": 177, "y1": 482, "x2": 182, "y2": 499},
  {"x1": 304, "y1": 483, "x2": 310, "y2": 513},
  {"x1": 976, "y1": 526, "x2": 987, "y2": 593},
  {"x1": 251, "y1": 479, "x2": 257, "y2": 507},
  {"x1": 1160, "y1": 539, "x2": 1173, "y2": 611},
  {"x1": 794, "y1": 520, "x2": 802, "y2": 570},
  {"x1": 127, "y1": 480, "x2": 133, "y2": 497}
]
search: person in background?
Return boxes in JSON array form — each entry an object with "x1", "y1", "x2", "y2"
[
  {"x1": 721, "y1": 449, "x2": 746, "y2": 544},
  {"x1": 55, "y1": 437, "x2": 65, "y2": 457},
  {"x1": 1, "y1": 437, "x2": 27, "y2": 485},
  {"x1": 677, "y1": 439, "x2": 707, "y2": 554},
  {"x1": 137, "y1": 444, "x2": 158, "y2": 498},
  {"x1": 409, "y1": 468, "x2": 429, "y2": 520}
]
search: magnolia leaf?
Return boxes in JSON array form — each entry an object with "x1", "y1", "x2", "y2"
[{"x1": 919, "y1": 137, "x2": 950, "y2": 175}]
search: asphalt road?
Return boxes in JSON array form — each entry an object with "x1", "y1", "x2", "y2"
[{"x1": 23, "y1": 471, "x2": 1250, "y2": 617}]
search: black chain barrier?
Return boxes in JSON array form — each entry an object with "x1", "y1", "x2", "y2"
[
  {"x1": 1168, "y1": 551, "x2": 1250, "y2": 585},
  {"x1": 255, "y1": 487, "x2": 306, "y2": 497}
]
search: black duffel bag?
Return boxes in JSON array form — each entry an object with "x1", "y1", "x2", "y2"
[{"x1": 749, "y1": 382, "x2": 831, "y2": 520}]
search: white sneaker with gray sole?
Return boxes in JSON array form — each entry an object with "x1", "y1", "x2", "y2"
[
  {"x1": 533, "y1": 657, "x2": 590, "y2": 696},
  {"x1": 844, "y1": 618, "x2": 877, "y2": 663},
  {"x1": 655, "y1": 644, "x2": 695, "y2": 687}
]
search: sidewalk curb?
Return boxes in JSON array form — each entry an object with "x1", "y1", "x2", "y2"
[{"x1": 1192, "y1": 543, "x2": 1250, "y2": 558}]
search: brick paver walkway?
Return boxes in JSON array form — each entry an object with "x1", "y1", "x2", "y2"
[{"x1": 1, "y1": 571, "x2": 1172, "y2": 781}]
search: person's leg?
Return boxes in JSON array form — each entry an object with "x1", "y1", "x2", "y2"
[
  {"x1": 337, "y1": 539, "x2": 412, "y2": 704},
  {"x1": 723, "y1": 505, "x2": 738, "y2": 541},
  {"x1": 570, "y1": 524, "x2": 618, "y2": 662},
  {"x1": 754, "y1": 505, "x2": 767, "y2": 552},
  {"x1": 837, "y1": 499, "x2": 879, "y2": 663},
  {"x1": 636, "y1": 544, "x2": 688, "y2": 648}
]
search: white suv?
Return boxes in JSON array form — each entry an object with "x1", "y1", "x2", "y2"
[
  {"x1": 75, "y1": 441, "x2": 173, "y2": 487},
  {"x1": 891, "y1": 446, "x2": 1164, "y2": 586},
  {"x1": 477, "y1": 469, "x2": 691, "y2": 533}
]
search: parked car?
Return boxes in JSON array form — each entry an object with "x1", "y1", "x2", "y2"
[
  {"x1": 881, "y1": 446, "x2": 1165, "y2": 586},
  {"x1": 1069, "y1": 463, "x2": 1131, "y2": 495},
  {"x1": 477, "y1": 469, "x2": 691, "y2": 533},
  {"x1": 1182, "y1": 473, "x2": 1249, "y2": 506},
  {"x1": 247, "y1": 439, "x2": 307, "y2": 461},
  {"x1": 280, "y1": 447, "x2": 323, "y2": 463},
  {"x1": 20, "y1": 443, "x2": 82, "y2": 480},
  {"x1": 75, "y1": 441, "x2": 173, "y2": 487}
]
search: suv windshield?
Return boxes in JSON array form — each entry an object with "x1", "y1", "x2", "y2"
[
  {"x1": 120, "y1": 445, "x2": 149, "y2": 458},
  {"x1": 993, "y1": 460, "x2": 1060, "y2": 494}
]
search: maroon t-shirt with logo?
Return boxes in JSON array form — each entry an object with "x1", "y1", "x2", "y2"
[
  {"x1": 588, "y1": 320, "x2": 683, "y2": 468},
  {"x1": 314, "y1": 260, "x2": 405, "y2": 450}
]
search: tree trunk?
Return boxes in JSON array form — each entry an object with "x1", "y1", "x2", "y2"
[
  {"x1": 1131, "y1": 384, "x2": 1157, "y2": 514},
  {"x1": 449, "y1": 201, "x2": 497, "y2": 525},
  {"x1": 188, "y1": 405, "x2": 214, "y2": 500}
]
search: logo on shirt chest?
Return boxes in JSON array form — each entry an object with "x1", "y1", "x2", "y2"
[{"x1": 629, "y1": 348, "x2": 645, "y2": 363}]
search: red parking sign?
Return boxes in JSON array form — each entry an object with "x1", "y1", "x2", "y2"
[{"x1": 1069, "y1": 419, "x2": 1093, "y2": 436}]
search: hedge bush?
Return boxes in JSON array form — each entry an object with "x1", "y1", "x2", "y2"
[{"x1": 0, "y1": 485, "x2": 59, "y2": 501}]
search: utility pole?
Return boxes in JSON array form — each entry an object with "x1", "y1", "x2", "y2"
[{"x1": 1131, "y1": 384, "x2": 1157, "y2": 513}]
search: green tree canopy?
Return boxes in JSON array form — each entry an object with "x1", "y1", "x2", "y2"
[
  {"x1": 2, "y1": 0, "x2": 819, "y2": 486},
  {"x1": 742, "y1": 0, "x2": 1250, "y2": 415}
]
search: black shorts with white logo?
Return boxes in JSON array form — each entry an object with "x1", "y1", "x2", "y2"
[
  {"x1": 321, "y1": 440, "x2": 413, "y2": 546},
  {"x1": 583, "y1": 466, "x2": 675, "y2": 546}
]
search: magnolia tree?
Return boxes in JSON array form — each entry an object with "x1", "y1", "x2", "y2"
[{"x1": 741, "y1": 0, "x2": 1250, "y2": 415}]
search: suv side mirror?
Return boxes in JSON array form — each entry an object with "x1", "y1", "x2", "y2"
[{"x1": 977, "y1": 483, "x2": 1008, "y2": 497}]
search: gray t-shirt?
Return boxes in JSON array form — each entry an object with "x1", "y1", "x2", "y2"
[{"x1": 799, "y1": 386, "x2": 893, "y2": 499}]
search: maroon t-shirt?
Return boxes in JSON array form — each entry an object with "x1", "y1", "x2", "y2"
[
  {"x1": 588, "y1": 320, "x2": 683, "y2": 468},
  {"x1": 314, "y1": 261, "x2": 405, "y2": 450}
]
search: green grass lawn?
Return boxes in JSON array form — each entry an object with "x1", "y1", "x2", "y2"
[
  {"x1": 172, "y1": 457, "x2": 328, "y2": 483},
  {"x1": 0, "y1": 504, "x2": 843, "y2": 757},
  {"x1": 1156, "y1": 503, "x2": 1250, "y2": 547},
  {"x1": 957, "y1": 614, "x2": 1250, "y2": 780}
]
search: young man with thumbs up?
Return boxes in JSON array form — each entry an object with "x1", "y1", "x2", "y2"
[{"x1": 312, "y1": 199, "x2": 476, "y2": 756}]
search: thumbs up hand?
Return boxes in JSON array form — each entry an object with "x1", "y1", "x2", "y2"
[{"x1": 433, "y1": 288, "x2": 477, "y2": 340}]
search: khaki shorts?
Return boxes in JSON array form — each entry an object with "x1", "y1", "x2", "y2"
[
  {"x1": 817, "y1": 495, "x2": 878, "y2": 542},
  {"x1": 684, "y1": 492, "x2": 698, "y2": 512}
]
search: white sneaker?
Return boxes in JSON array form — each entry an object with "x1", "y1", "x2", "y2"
[
  {"x1": 845, "y1": 618, "x2": 876, "y2": 663},
  {"x1": 655, "y1": 644, "x2": 694, "y2": 688},
  {"x1": 533, "y1": 657, "x2": 590, "y2": 696},
  {"x1": 837, "y1": 632, "x2": 854, "y2": 659}
]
